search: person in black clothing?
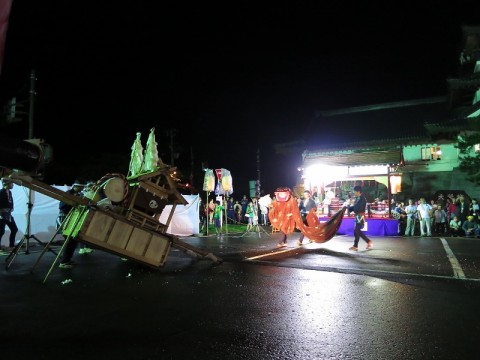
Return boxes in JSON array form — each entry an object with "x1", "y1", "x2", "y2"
[
  {"x1": 58, "y1": 178, "x2": 86, "y2": 269},
  {"x1": 297, "y1": 190, "x2": 316, "y2": 246},
  {"x1": 0, "y1": 178, "x2": 18, "y2": 251},
  {"x1": 226, "y1": 197, "x2": 236, "y2": 224},
  {"x1": 240, "y1": 195, "x2": 249, "y2": 223},
  {"x1": 348, "y1": 185, "x2": 373, "y2": 251}
]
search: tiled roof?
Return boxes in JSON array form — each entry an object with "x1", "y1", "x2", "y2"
[
  {"x1": 303, "y1": 147, "x2": 403, "y2": 167},
  {"x1": 446, "y1": 76, "x2": 480, "y2": 89},
  {"x1": 303, "y1": 97, "x2": 451, "y2": 150},
  {"x1": 274, "y1": 97, "x2": 477, "y2": 157}
]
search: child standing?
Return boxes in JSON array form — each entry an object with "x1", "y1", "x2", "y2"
[{"x1": 213, "y1": 200, "x2": 224, "y2": 235}]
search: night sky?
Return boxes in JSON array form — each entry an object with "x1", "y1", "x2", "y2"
[{"x1": 1, "y1": 1, "x2": 479, "y2": 197}]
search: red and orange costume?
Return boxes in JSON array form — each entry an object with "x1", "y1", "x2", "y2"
[{"x1": 268, "y1": 187, "x2": 345, "y2": 243}]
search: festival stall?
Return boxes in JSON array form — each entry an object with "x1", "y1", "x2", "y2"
[{"x1": 301, "y1": 146, "x2": 404, "y2": 236}]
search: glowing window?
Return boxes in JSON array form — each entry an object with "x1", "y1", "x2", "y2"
[{"x1": 421, "y1": 146, "x2": 441, "y2": 160}]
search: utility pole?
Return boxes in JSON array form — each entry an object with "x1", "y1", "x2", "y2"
[
  {"x1": 166, "y1": 129, "x2": 177, "y2": 166},
  {"x1": 190, "y1": 145, "x2": 194, "y2": 187},
  {"x1": 28, "y1": 69, "x2": 36, "y2": 139},
  {"x1": 256, "y1": 148, "x2": 261, "y2": 199}
]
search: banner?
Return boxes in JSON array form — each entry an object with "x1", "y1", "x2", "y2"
[
  {"x1": 214, "y1": 168, "x2": 233, "y2": 196},
  {"x1": 221, "y1": 168, "x2": 233, "y2": 195},
  {"x1": 202, "y1": 169, "x2": 215, "y2": 192}
]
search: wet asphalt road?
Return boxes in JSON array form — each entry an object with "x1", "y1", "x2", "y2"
[{"x1": 2, "y1": 229, "x2": 480, "y2": 360}]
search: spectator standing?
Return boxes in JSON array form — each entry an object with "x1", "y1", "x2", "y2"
[
  {"x1": 416, "y1": 197, "x2": 432, "y2": 237},
  {"x1": 0, "y1": 178, "x2": 18, "y2": 251},
  {"x1": 456, "y1": 195, "x2": 469, "y2": 224},
  {"x1": 252, "y1": 197, "x2": 259, "y2": 223},
  {"x1": 213, "y1": 200, "x2": 224, "y2": 235},
  {"x1": 240, "y1": 195, "x2": 249, "y2": 223},
  {"x1": 393, "y1": 201, "x2": 407, "y2": 235},
  {"x1": 226, "y1": 197, "x2": 235, "y2": 224},
  {"x1": 208, "y1": 199, "x2": 215, "y2": 225},
  {"x1": 233, "y1": 200, "x2": 242, "y2": 224},
  {"x1": 433, "y1": 206, "x2": 447, "y2": 235},
  {"x1": 258, "y1": 194, "x2": 271, "y2": 226},
  {"x1": 445, "y1": 197, "x2": 457, "y2": 233},
  {"x1": 404, "y1": 199, "x2": 417, "y2": 236},
  {"x1": 199, "y1": 198, "x2": 208, "y2": 234},
  {"x1": 470, "y1": 198, "x2": 479, "y2": 216},
  {"x1": 245, "y1": 200, "x2": 258, "y2": 232},
  {"x1": 429, "y1": 200, "x2": 438, "y2": 230}
]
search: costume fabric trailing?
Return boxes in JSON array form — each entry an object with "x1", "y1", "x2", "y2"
[{"x1": 268, "y1": 187, "x2": 345, "y2": 243}]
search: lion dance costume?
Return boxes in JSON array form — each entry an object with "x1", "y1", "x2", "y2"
[{"x1": 268, "y1": 187, "x2": 346, "y2": 243}]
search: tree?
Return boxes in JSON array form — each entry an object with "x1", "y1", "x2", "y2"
[{"x1": 456, "y1": 131, "x2": 480, "y2": 185}]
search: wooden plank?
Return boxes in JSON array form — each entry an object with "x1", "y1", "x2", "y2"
[{"x1": 78, "y1": 210, "x2": 172, "y2": 268}]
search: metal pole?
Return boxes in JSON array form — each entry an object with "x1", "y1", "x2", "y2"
[
  {"x1": 387, "y1": 166, "x2": 392, "y2": 218},
  {"x1": 28, "y1": 69, "x2": 36, "y2": 139},
  {"x1": 224, "y1": 194, "x2": 228, "y2": 235},
  {"x1": 205, "y1": 191, "x2": 209, "y2": 236},
  {"x1": 256, "y1": 148, "x2": 261, "y2": 199}
]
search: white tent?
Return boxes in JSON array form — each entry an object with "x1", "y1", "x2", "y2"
[
  {"x1": 1, "y1": 184, "x2": 69, "y2": 247},
  {"x1": 158, "y1": 194, "x2": 200, "y2": 236},
  {"x1": 1, "y1": 186, "x2": 200, "y2": 248}
]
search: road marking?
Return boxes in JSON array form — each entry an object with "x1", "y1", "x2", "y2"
[
  {"x1": 244, "y1": 260, "x2": 480, "y2": 282},
  {"x1": 440, "y1": 238, "x2": 466, "y2": 279},
  {"x1": 246, "y1": 248, "x2": 298, "y2": 260},
  {"x1": 245, "y1": 239, "x2": 477, "y2": 282}
]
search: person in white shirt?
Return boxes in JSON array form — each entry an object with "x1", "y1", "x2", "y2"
[
  {"x1": 433, "y1": 206, "x2": 447, "y2": 235},
  {"x1": 416, "y1": 197, "x2": 432, "y2": 237},
  {"x1": 470, "y1": 199, "x2": 479, "y2": 215},
  {"x1": 404, "y1": 199, "x2": 417, "y2": 236}
]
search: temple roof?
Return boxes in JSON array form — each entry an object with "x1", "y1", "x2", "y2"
[
  {"x1": 302, "y1": 97, "x2": 451, "y2": 149},
  {"x1": 303, "y1": 146, "x2": 403, "y2": 167},
  {"x1": 275, "y1": 96, "x2": 477, "y2": 157}
]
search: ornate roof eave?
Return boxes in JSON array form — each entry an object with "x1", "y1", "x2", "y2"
[
  {"x1": 465, "y1": 100, "x2": 480, "y2": 119},
  {"x1": 303, "y1": 136, "x2": 430, "y2": 155},
  {"x1": 447, "y1": 75, "x2": 480, "y2": 89},
  {"x1": 303, "y1": 148, "x2": 403, "y2": 168},
  {"x1": 273, "y1": 140, "x2": 305, "y2": 155},
  {"x1": 462, "y1": 25, "x2": 480, "y2": 36},
  {"x1": 424, "y1": 122, "x2": 470, "y2": 134},
  {"x1": 426, "y1": 100, "x2": 480, "y2": 129},
  {"x1": 400, "y1": 163, "x2": 431, "y2": 172}
]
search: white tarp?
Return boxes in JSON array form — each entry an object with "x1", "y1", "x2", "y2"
[
  {"x1": 1, "y1": 184, "x2": 68, "y2": 247},
  {"x1": 1, "y1": 186, "x2": 199, "y2": 248},
  {"x1": 158, "y1": 194, "x2": 200, "y2": 236}
]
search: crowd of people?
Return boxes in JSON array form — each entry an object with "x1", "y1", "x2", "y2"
[
  {"x1": 200, "y1": 194, "x2": 272, "y2": 232},
  {"x1": 198, "y1": 189, "x2": 480, "y2": 240},
  {"x1": 391, "y1": 193, "x2": 480, "y2": 237},
  {"x1": 3, "y1": 177, "x2": 480, "y2": 259}
]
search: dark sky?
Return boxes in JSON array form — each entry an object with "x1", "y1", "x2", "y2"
[{"x1": 1, "y1": 1, "x2": 479, "y2": 196}]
